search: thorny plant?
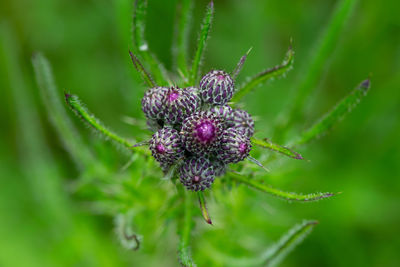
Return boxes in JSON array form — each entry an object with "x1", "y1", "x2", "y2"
[{"x1": 32, "y1": 0, "x2": 369, "y2": 266}]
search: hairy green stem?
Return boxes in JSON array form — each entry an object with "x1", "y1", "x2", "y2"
[
  {"x1": 32, "y1": 53, "x2": 95, "y2": 169},
  {"x1": 178, "y1": 190, "x2": 196, "y2": 267},
  {"x1": 174, "y1": 0, "x2": 193, "y2": 78},
  {"x1": 232, "y1": 43, "x2": 294, "y2": 103},
  {"x1": 133, "y1": 0, "x2": 170, "y2": 85},
  {"x1": 274, "y1": 0, "x2": 358, "y2": 139},
  {"x1": 189, "y1": 1, "x2": 214, "y2": 84},
  {"x1": 292, "y1": 79, "x2": 370, "y2": 146},
  {"x1": 251, "y1": 137, "x2": 304, "y2": 160},
  {"x1": 65, "y1": 93, "x2": 147, "y2": 154},
  {"x1": 229, "y1": 173, "x2": 337, "y2": 202}
]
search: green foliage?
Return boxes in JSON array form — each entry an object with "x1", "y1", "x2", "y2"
[
  {"x1": 2, "y1": 0, "x2": 397, "y2": 266},
  {"x1": 133, "y1": 0, "x2": 170, "y2": 85},
  {"x1": 263, "y1": 220, "x2": 318, "y2": 267},
  {"x1": 274, "y1": 0, "x2": 359, "y2": 138},
  {"x1": 177, "y1": 190, "x2": 196, "y2": 267},
  {"x1": 232, "y1": 44, "x2": 294, "y2": 103},
  {"x1": 32, "y1": 53, "x2": 95, "y2": 168},
  {"x1": 65, "y1": 93, "x2": 147, "y2": 155},
  {"x1": 198, "y1": 191, "x2": 212, "y2": 225},
  {"x1": 189, "y1": 1, "x2": 214, "y2": 84},
  {"x1": 173, "y1": 0, "x2": 193, "y2": 79},
  {"x1": 229, "y1": 173, "x2": 336, "y2": 202},
  {"x1": 252, "y1": 137, "x2": 303, "y2": 160},
  {"x1": 293, "y1": 79, "x2": 370, "y2": 145}
]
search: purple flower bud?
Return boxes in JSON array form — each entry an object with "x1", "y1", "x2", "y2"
[
  {"x1": 141, "y1": 87, "x2": 169, "y2": 120},
  {"x1": 149, "y1": 127, "x2": 184, "y2": 165},
  {"x1": 209, "y1": 105, "x2": 234, "y2": 128},
  {"x1": 217, "y1": 128, "x2": 252, "y2": 164},
  {"x1": 181, "y1": 111, "x2": 223, "y2": 154},
  {"x1": 164, "y1": 86, "x2": 201, "y2": 125},
  {"x1": 199, "y1": 70, "x2": 234, "y2": 105},
  {"x1": 179, "y1": 157, "x2": 215, "y2": 191},
  {"x1": 228, "y1": 109, "x2": 255, "y2": 138},
  {"x1": 212, "y1": 160, "x2": 227, "y2": 177}
]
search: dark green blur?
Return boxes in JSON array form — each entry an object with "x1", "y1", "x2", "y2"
[{"x1": 0, "y1": 0, "x2": 399, "y2": 266}]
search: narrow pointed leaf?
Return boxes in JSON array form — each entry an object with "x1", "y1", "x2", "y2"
[
  {"x1": 232, "y1": 47, "x2": 252, "y2": 80},
  {"x1": 247, "y1": 156, "x2": 269, "y2": 172},
  {"x1": 177, "y1": 190, "x2": 196, "y2": 267},
  {"x1": 293, "y1": 79, "x2": 370, "y2": 145},
  {"x1": 173, "y1": 0, "x2": 193, "y2": 78},
  {"x1": 275, "y1": 0, "x2": 358, "y2": 135},
  {"x1": 198, "y1": 192, "x2": 212, "y2": 225},
  {"x1": 65, "y1": 93, "x2": 146, "y2": 154},
  {"x1": 251, "y1": 137, "x2": 304, "y2": 160},
  {"x1": 207, "y1": 220, "x2": 318, "y2": 267},
  {"x1": 32, "y1": 53, "x2": 95, "y2": 168},
  {"x1": 229, "y1": 173, "x2": 336, "y2": 202},
  {"x1": 189, "y1": 1, "x2": 214, "y2": 84},
  {"x1": 231, "y1": 43, "x2": 294, "y2": 103},
  {"x1": 133, "y1": 0, "x2": 170, "y2": 85},
  {"x1": 129, "y1": 51, "x2": 156, "y2": 87},
  {"x1": 264, "y1": 220, "x2": 318, "y2": 266}
]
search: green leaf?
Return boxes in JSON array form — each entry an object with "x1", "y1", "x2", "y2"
[
  {"x1": 65, "y1": 93, "x2": 147, "y2": 154},
  {"x1": 189, "y1": 1, "x2": 214, "y2": 85},
  {"x1": 232, "y1": 47, "x2": 252, "y2": 80},
  {"x1": 129, "y1": 51, "x2": 156, "y2": 87},
  {"x1": 229, "y1": 173, "x2": 337, "y2": 202},
  {"x1": 264, "y1": 220, "x2": 318, "y2": 266},
  {"x1": 133, "y1": 0, "x2": 170, "y2": 85},
  {"x1": 32, "y1": 53, "x2": 95, "y2": 169},
  {"x1": 206, "y1": 220, "x2": 318, "y2": 267},
  {"x1": 252, "y1": 137, "x2": 304, "y2": 160},
  {"x1": 231, "y1": 43, "x2": 294, "y2": 103},
  {"x1": 274, "y1": 0, "x2": 359, "y2": 137},
  {"x1": 177, "y1": 190, "x2": 196, "y2": 267},
  {"x1": 293, "y1": 79, "x2": 370, "y2": 145},
  {"x1": 173, "y1": 0, "x2": 193, "y2": 78},
  {"x1": 198, "y1": 192, "x2": 212, "y2": 225}
]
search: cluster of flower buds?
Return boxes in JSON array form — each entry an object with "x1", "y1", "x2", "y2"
[{"x1": 142, "y1": 70, "x2": 254, "y2": 191}]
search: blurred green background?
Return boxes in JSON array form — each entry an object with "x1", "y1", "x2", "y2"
[{"x1": 1, "y1": 0, "x2": 399, "y2": 266}]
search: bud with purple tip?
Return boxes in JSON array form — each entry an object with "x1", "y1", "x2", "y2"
[
  {"x1": 209, "y1": 105, "x2": 233, "y2": 127},
  {"x1": 181, "y1": 111, "x2": 223, "y2": 154},
  {"x1": 179, "y1": 157, "x2": 215, "y2": 191},
  {"x1": 149, "y1": 127, "x2": 184, "y2": 165},
  {"x1": 199, "y1": 70, "x2": 234, "y2": 105},
  {"x1": 228, "y1": 109, "x2": 255, "y2": 138},
  {"x1": 163, "y1": 86, "x2": 201, "y2": 125},
  {"x1": 217, "y1": 128, "x2": 252, "y2": 164},
  {"x1": 141, "y1": 87, "x2": 169, "y2": 120}
]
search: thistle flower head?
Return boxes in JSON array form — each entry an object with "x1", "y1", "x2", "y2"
[
  {"x1": 228, "y1": 109, "x2": 255, "y2": 138},
  {"x1": 141, "y1": 86, "x2": 169, "y2": 120},
  {"x1": 149, "y1": 127, "x2": 184, "y2": 165},
  {"x1": 199, "y1": 70, "x2": 234, "y2": 105},
  {"x1": 164, "y1": 86, "x2": 201, "y2": 125},
  {"x1": 217, "y1": 128, "x2": 252, "y2": 164},
  {"x1": 179, "y1": 157, "x2": 215, "y2": 191},
  {"x1": 209, "y1": 105, "x2": 234, "y2": 127},
  {"x1": 181, "y1": 111, "x2": 223, "y2": 154},
  {"x1": 212, "y1": 159, "x2": 227, "y2": 177}
]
